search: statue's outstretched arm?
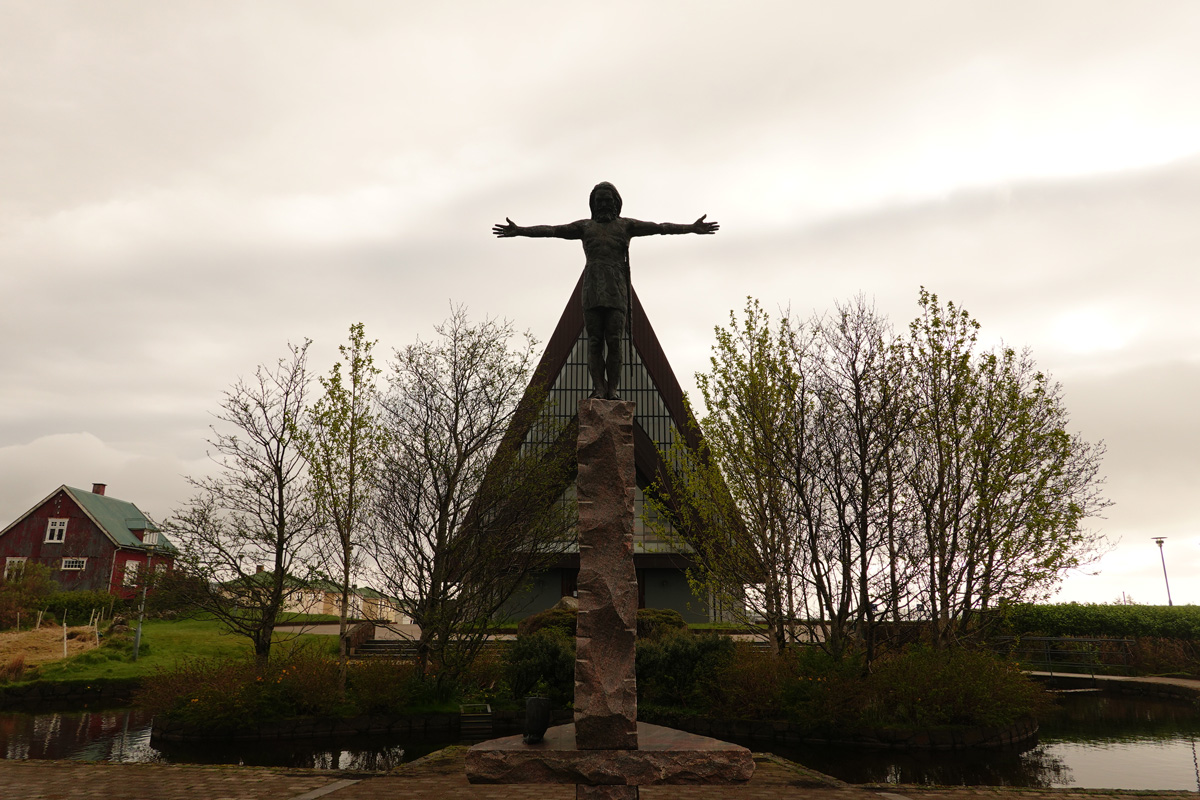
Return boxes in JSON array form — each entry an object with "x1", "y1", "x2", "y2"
[
  {"x1": 628, "y1": 215, "x2": 719, "y2": 237},
  {"x1": 493, "y1": 218, "x2": 585, "y2": 239}
]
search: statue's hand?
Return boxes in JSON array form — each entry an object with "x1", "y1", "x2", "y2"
[
  {"x1": 693, "y1": 214, "x2": 719, "y2": 235},
  {"x1": 493, "y1": 217, "x2": 520, "y2": 237}
]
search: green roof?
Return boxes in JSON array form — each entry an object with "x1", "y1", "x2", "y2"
[
  {"x1": 222, "y1": 570, "x2": 311, "y2": 590},
  {"x1": 65, "y1": 486, "x2": 177, "y2": 554},
  {"x1": 246, "y1": 573, "x2": 395, "y2": 600}
]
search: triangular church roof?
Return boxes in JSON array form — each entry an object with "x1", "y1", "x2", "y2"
[
  {"x1": 501, "y1": 271, "x2": 731, "y2": 566},
  {"x1": 528, "y1": 271, "x2": 701, "y2": 483}
]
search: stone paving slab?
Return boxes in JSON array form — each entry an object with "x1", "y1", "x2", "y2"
[{"x1": 2, "y1": 751, "x2": 1196, "y2": 800}]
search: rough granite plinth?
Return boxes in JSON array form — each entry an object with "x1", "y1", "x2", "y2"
[
  {"x1": 575, "y1": 399, "x2": 639, "y2": 751},
  {"x1": 465, "y1": 722, "x2": 756, "y2": 786}
]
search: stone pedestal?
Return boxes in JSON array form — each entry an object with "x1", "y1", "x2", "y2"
[
  {"x1": 574, "y1": 399, "x2": 638, "y2": 751},
  {"x1": 465, "y1": 722, "x2": 756, "y2": 786},
  {"x1": 465, "y1": 398, "x2": 753, "y2": 799}
]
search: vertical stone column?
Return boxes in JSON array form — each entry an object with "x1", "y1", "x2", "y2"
[{"x1": 574, "y1": 398, "x2": 639, "y2": 752}]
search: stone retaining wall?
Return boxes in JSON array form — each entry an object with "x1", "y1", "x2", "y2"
[
  {"x1": 0, "y1": 678, "x2": 141, "y2": 710},
  {"x1": 152, "y1": 708, "x2": 574, "y2": 742},
  {"x1": 1030, "y1": 673, "x2": 1200, "y2": 701}
]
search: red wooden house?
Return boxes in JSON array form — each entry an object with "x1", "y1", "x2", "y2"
[{"x1": 0, "y1": 483, "x2": 176, "y2": 598}]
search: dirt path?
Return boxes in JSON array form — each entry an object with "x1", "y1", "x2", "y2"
[{"x1": 0, "y1": 626, "x2": 99, "y2": 666}]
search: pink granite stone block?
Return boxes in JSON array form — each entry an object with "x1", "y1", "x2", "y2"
[
  {"x1": 465, "y1": 722, "x2": 755, "y2": 786},
  {"x1": 462, "y1": 397, "x2": 756, "y2": 793},
  {"x1": 574, "y1": 399, "x2": 639, "y2": 750}
]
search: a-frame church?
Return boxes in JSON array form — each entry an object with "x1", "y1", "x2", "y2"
[{"x1": 503, "y1": 272, "x2": 721, "y2": 623}]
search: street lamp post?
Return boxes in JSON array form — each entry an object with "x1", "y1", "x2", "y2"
[
  {"x1": 1151, "y1": 536, "x2": 1173, "y2": 607},
  {"x1": 132, "y1": 530, "x2": 159, "y2": 661}
]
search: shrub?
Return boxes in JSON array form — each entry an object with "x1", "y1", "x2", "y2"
[
  {"x1": 862, "y1": 646, "x2": 1049, "y2": 728},
  {"x1": 1003, "y1": 602, "x2": 1200, "y2": 640},
  {"x1": 43, "y1": 590, "x2": 125, "y2": 626},
  {"x1": 0, "y1": 564, "x2": 54, "y2": 629},
  {"x1": 137, "y1": 655, "x2": 263, "y2": 729},
  {"x1": 506, "y1": 626, "x2": 575, "y2": 706},
  {"x1": 706, "y1": 643, "x2": 792, "y2": 720},
  {"x1": 636, "y1": 608, "x2": 687, "y2": 640},
  {"x1": 997, "y1": 603, "x2": 1200, "y2": 677},
  {"x1": 460, "y1": 645, "x2": 511, "y2": 707},
  {"x1": 137, "y1": 644, "x2": 345, "y2": 730},
  {"x1": 1, "y1": 655, "x2": 27, "y2": 683},
  {"x1": 517, "y1": 607, "x2": 577, "y2": 637},
  {"x1": 1128, "y1": 637, "x2": 1200, "y2": 677},
  {"x1": 345, "y1": 658, "x2": 421, "y2": 714},
  {"x1": 636, "y1": 629, "x2": 735, "y2": 709},
  {"x1": 772, "y1": 642, "x2": 868, "y2": 734},
  {"x1": 634, "y1": 640, "x2": 1050, "y2": 735}
]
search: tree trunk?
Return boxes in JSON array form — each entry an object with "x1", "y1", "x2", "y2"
[
  {"x1": 254, "y1": 628, "x2": 272, "y2": 669},
  {"x1": 338, "y1": 586, "x2": 350, "y2": 695}
]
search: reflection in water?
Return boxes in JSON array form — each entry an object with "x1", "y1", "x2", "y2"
[
  {"x1": 754, "y1": 738, "x2": 1073, "y2": 788},
  {"x1": 154, "y1": 735, "x2": 443, "y2": 771},
  {"x1": 0, "y1": 707, "x2": 163, "y2": 763},
  {"x1": 1193, "y1": 737, "x2": 1199, "y2": 792},
  {"x1": 2, "y1": 691, "x2": 1198, "y2": 790},
  {"x1": 738, "y1": 691, "x2": 1200, "y2": 790},
  {"x1": 0, "y1": 708, "x2": 452, "y2": 769},
  {"x1": 1046, "y1": 690, "x2": 1200, "y2": 741}
]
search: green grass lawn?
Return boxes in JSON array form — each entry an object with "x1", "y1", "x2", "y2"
[{"x1": 28, "y1": 618, "x2": 338, "y2": 683}]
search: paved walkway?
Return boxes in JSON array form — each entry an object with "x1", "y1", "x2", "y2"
[
  {"x1": 1027, "y1": 671, "x2": 1200, "y2": 692},
  {"x1": 3, "y1": 749, "x2": 1197, "y2": 800},
  {"x1": 274, "y1": 623, "x2": 418, "y2": 640}
]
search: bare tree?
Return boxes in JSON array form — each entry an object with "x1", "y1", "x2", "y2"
[
  {"x1": 810, "y1": 297, "x2": 915, "y2": 663},
  {"x1": 371, "y1": 307, "x2": 574, "y2": 691},
  {"x1": 167, "y1": 342, "x2": 318, "y2": 664}
]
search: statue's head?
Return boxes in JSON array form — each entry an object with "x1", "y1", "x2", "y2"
[{"x1": 589, "y1": 182, "x2": 622, "y2": 222}]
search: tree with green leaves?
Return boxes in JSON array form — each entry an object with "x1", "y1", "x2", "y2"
[
  {"x1": 903, "y1": 289, "x2": 1110, "y2": 643},
  {"x1": 297, "y1": 323, "x2": 387, "y2": 691},
  {"x1": 167, "y1": 341, "x2": 318, "y2": 664},
  {"x1": 371, "y1": 307, "x2": 575, "y2": 691},
  {"x1": 653, "y1": 298, "x2": 814, "y2": 654},
  {"x1": 657, "y1": 289, "x2": 1109, "y2": 659}
]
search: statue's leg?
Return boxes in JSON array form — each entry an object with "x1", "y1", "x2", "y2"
[
  {"x1": 604, "y1": 308, "x2": 626, "y2": 400},
  {"x1": 584, "y1": 308, "x2": 607, "y2": 399}
]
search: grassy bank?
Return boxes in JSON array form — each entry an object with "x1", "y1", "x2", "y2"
[{"x1": 7, "y1": 617, "x2": 337, "y2": 685}]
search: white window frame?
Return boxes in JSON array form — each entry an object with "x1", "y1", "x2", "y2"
[
  {"x1": 4, "y1": 557, "x2": 26, "y2": 581},
  {"x1": 123, "y1": 561, "x2": 141, "y2": 586},
  {"x1": 61, "y1": 557, "x2": 87, "y2": 571},
  {"x1": 45, "y1": 518, "x2": 68, "y2": 543}
]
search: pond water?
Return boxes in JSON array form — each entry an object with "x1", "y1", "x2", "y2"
[
  {"x1": 0, "y1": 707, "x2": 455, "y2": 770},
  {"x1": 1, "y1": 691, "x2": 1198, "y2": 790},
  {"x1": 737, "y1": 691, "x2": 1200, "y2": 791}
]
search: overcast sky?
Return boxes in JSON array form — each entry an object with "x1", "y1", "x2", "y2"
[{"x1": 2, "y1": 1, "x2": 1198, "y2": 605}]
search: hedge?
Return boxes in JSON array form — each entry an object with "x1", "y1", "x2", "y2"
[{"x1": 1002, "y1": 603, "x2": 1200, "y2": 640}]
